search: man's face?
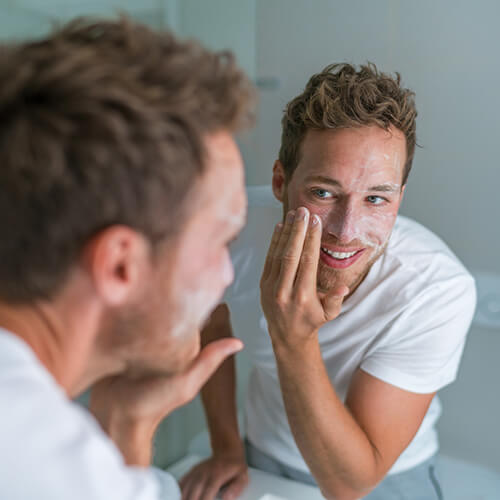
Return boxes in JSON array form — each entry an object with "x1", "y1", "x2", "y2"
[
  {"x1": 275, "y1": 126, "x2": 406, "y2": 295},
  {"x1": 107, "y1": 131, "x2": 246, "y2": 375}
]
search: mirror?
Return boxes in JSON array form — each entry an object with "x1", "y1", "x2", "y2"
[{"x1": 2, "y1": 1, "x2": 498, "y2": 498}]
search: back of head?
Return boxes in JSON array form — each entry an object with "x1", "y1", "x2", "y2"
[
  {"x1": 0, "y1": 17, "x2": 255, "y2": 303},
  {"x1": 279, "y1": 62, "x2": 417, "y2": 184}
]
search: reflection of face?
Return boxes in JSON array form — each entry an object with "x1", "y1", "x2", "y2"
[
  {"x1": 106, "y1": 131, "x2": 246, "y2": 376},
  {"x1": 278, "y1": 126, "x2": 406, "y2": 295}
]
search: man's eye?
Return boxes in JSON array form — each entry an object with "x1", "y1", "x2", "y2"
[
  {"x1": 312, "y1": 188, "x2": 332, "y2": 199},
  {"x1": 366, "y1": 195, "x2": 387, "y2": 205}
]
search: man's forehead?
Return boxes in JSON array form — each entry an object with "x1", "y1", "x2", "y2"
[{"x1": 295, "y1": 129, "x2": 406, "y2": 187}]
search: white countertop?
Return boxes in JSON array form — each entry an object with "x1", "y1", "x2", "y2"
[{"x1": 168, "y1": 454, "x2": 325, "y2": 500}]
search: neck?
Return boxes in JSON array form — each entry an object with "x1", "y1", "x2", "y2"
[
  {"x1": 0, "y1": 300, "x2": 81, "y2": 393},
  {"x1": 0, "y1": 287, "x2": 123, "y2": 398}
]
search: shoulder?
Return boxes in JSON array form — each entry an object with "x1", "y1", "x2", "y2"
[
  {"x1": 377, "y1": 215, "x2": 476, "y2": 320},
  {"x1": 386, "y1": 215, "x2": 475, "y2": 291}
]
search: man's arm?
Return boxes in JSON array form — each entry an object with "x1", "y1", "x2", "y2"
[
  {"x1": 274, "y1": 342, "x2": 434, "y2": 499},
  {"x1": 90, "y1": 334, "x2": 243, "y2": 468},
  {"x1": 179, "y1": 304, "x2": 249, "y2": 500},
  {"x1": 260, "y1": 207, "x2": 434, "y2": 500},
  {"x1": 201, "y1": 304, "x2": 244, "y2": 458}
]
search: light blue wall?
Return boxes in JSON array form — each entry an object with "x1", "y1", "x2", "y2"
[{"x1": 0, "y1": 0, "x2": 173, "y2": 39}]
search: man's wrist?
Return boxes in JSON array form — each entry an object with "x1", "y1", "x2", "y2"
[
  {"x1": 103, "y1": 413, "x2": 157, "y2": 466},
  {"x1": 211, "y1": 433, "x2": 245, "y2": 458},
  {"x1": 270, "y1": 330, "x2": 320, "y2": 359}
]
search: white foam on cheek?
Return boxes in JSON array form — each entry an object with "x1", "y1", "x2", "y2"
[
  {"x1": 215, "y1": 199, "x2": 246, "y2": 238},
  {"x1": 221, "y1": 211, "x2": 246, "y2": 230},
  {"x1": 169, "y1": 282, "x2": 222, "y2": 339},
  {"x1": 354, "y1": 213, "x2": 395, "y2": 253},
  {"x1": 321, "y1": 208, "x2": 396, "y2": 253}
]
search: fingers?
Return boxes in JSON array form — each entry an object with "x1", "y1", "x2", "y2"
[
  {"x1": 276, "y1": 207, "x2": 310, "y2": 291},
  {"x1": 180, "y1": 473, "x2": 204, "y2": 500},
  {"x1": 294, "y1": 213, "x2": 322, "y2": 293},
  {"x1": 179, "y1": 464, "x2": 211, "y2": 500},
  {"x1": 180, "y1": 461, "x2": 248, "y2": 500},
  {"x1": 269, "y1": 210, "x2": 295, "y2": 280},
  {"x1": 183, "y1": 338, "x2": 243, "y2": 401},
  {"x1": 261, "y1": 221, "x2": 283, "y2": 282},
  {"x1": 321, "y1": 285, "x2": 349, "y2": 321},
  {"x1": 220, "y1": 472, "x2": 249, "y2": 500}
]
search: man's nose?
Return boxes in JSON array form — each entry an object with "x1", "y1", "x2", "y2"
[{"x1": 325, "y1": 201, "x2": 359, "y2": 243}]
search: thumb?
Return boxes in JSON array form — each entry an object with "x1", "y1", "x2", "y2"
[
  {"x1": 322, "y1": 285, "x2": 349, "y2": 321},
  {"x1": 185, "y1": 338, "x2": 244, "y2": 393}
]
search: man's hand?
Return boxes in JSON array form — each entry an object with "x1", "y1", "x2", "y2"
[
  {"x1": 90, "y1": 337, "x2": 243, "y2": 466},
  {"x1": 179, "y1": 450, "x2": 248, "y2": 500},
  {"x1": 260, "y1": 207, "x2": 348, "y2": 350}
]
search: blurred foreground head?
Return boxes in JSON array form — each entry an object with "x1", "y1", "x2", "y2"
[{"x1": 0, "y1": 17, "x2": 255, "y2": 304}]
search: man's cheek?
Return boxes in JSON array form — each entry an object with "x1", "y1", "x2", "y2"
[{"x1": 365, "y1": 211, "x2": 397, "y2": 238}]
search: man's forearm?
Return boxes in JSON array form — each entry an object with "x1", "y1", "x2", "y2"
[
  {"x1": 273, "y1": 339, "x2": 381, "y2": 500},
  {"x1": 201, "y1": 354, "x2": 243, "y2": 455},
  {"x1": 98, "y1": 414, "x2": 156, "y2": 467},
  {"x1": 201, "y1": 304, "x2": 244, "y2": 456}
]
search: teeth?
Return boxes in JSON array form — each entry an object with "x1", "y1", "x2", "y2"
[{"x1": 321, "y1": 248, "x2": 358, "y2": 260}]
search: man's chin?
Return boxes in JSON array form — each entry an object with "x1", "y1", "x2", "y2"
[{"x1": 317, "y1": 262, "x2": 364, "y2": 295}]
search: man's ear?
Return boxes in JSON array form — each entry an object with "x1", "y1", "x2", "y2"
[
  {"x1": 272, "y1": 160, "x2": 286, "y2": 202},
  {"x1": 82, "y1": 226, "x2": 151, "y2": 306}
]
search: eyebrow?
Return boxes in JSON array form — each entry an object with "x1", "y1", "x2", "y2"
[{"x1": 304, "y1": 175, "x2": 401, "y2": 193}]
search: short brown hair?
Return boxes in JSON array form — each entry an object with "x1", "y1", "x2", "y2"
[
  {"x1": 0, "y1": 17, "x2": 255, "y2": 303},
  {"x1": 279, "y1": 62, "x2": 417, "y2": 184}
]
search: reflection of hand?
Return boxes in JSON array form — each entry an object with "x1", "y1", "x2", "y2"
[
  {"x1": 179, "y1": 451, "x2": 249, "y2": 500},
  {"x1": 90, "y1": 337, "x2": 243, "y2": 466},
  {"x1": 260, "y1": 207, "x2": 348, "y2": 350}
]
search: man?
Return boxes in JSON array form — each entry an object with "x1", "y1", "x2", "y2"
[
  {"x1": 180, "y1": 64, "x2": 476, "y2": 500},
  {"x1": 0, "y1": 18, "x2": 255, "y2": 500}
]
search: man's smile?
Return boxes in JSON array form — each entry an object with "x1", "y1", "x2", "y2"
[{"x1": 320, "y1": 245, "x2": 366, "y2": 269}]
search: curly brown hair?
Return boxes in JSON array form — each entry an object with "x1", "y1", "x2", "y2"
[
  {"x1": 279, "y1": 63, "x2": 417, "y2": 184},
  {"x1": 0, "y1": 17, "x2": 255, "y2": 303}
]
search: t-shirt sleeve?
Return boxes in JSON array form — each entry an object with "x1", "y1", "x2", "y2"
[
  {"x1": 0, "y1": 352, "x2": 181, "y2": 500},
  {"x1": 151, "y1": 467, "x2": 182, "y2": 498},
  {"x1": 360, "y1": 272, "x2": 477, "y2": 394}
]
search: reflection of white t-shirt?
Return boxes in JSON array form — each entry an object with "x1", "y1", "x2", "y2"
[
  {"x1": 0, "y1": 328, "x2": 180, "y2": 500},
  {"x1": 225, "y1": 186, "x2": 476, "y2": 475}
]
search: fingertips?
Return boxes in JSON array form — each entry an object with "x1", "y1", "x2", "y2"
[
  {"x1": 220, "y1": 474, "x2": 249, "y2": 500},
  {"x1": 223, "y1": 338, "x2": 244, "y2": 356},
  {"x1": 309, "y1": 213, "x2": 322, "y2": 230},
  {"x1": 200, "y1": 338, "x2": 244, "y2": 370},
  {"x1": 334, "y1": 285, "x2": 350, "y2": 298}
]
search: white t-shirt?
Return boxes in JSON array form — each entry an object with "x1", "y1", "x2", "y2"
[
  {"x1": 0, "y1": 328, "x2": 180, "y2": 500},
  {"x1": 225, "y1": 186, "x2": 476, "y2": 475}
]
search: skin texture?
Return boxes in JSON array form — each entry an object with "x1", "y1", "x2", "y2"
[
  {"x1": 0, "y1": 130, "x2": 247, "y2": 467},
  {"x1": 182, "y1": 126, "x2": 435, "y2": 500},
  {"x1": 274, "y1": 126, "x2": 407, "y2": 296}
]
